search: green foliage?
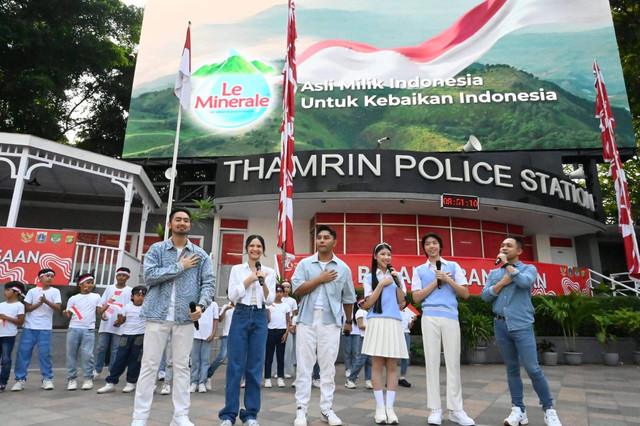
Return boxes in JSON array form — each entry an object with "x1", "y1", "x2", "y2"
[
  {"x1": 535, "y1": 291, "x2": 598, "y2": 351},
  {"x1": 458, "y1": 303, "x2": 494, "y2": 353},
  {"x1": 410, "y1": 341, "x2": 425, "y2": 365},
  {"x1": 536, "y1": 339, "x2": 556, "y2": 353},
  {"x1": 0, "y1": 0, "x2": 143, "y2": 154},
  {"x1": 189, "y1": 197, "x2": 216, "y2": 226},
  {"x1": 610, "y1": 308, "x2": 640, "y2": 347},
  {"x1": 154, "y1": 223, "x2": 165, "y2": 238},
  {"x1": 593, "y1": 313, "x2": 617, "y2": 353}
]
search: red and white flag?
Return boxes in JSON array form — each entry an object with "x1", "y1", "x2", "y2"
[
  {"x1": 70, "y1": 305, "x2": 83, "y2": 320},
  {"x1": 298, "y1": 0, "x2": 610, "y2": 85},
  {"x1": 174, "y1": 23, "x2": 192, "y2": 110},
  {"x1": 594, "y1": 60, "x2": 640, "y2": 279},
  {"x1": 278, "y1": 0, "x2": 297, "y2": 260}
]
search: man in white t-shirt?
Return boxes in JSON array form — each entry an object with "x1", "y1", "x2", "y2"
[
  {"x1": 265, "y1": 285, "x2": 292, "y2": 388},
  {"x1": 94, "y1": 267, "x2": 132, "y2": 378},
  {"x1": 12, "y1": 268, "x2": 62, "y2": 392},
  {"x1": 0, "y1": 281, "x2": 26, "y2": 391},
  {"x1": 206, "y1": 302, "x2": 234, "y2": 390},
  {"x1": 190, "y1": 302, "x2": 218, "y2": 393}
]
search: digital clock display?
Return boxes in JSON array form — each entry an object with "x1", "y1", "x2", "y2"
[{"x1": 440, "y1": 193, "x2": 479, "y2": 210}]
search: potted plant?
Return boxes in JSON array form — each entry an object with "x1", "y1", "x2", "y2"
[
  {"x1": 536, "y1": 339, "x2": 557, "y2": 366},
  {"x1": 535, "y1": 290, "x2": 596, "y2": 365},
  {"x1": 593, "y1": 313, "x2": 618, "y2": 366},
  {"x1": 459, "y1": 306, "x2": 494, "y2": 364},
  {"x1": 611, "y1": 308, "x2": 640, "y2": 365}
]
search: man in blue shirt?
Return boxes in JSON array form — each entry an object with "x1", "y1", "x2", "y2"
[
  {"x1": 132, "y1": 208, "x2": 215, "y2": 426},
  {"x1": 482, "y1": 236, "x2": 562, "y2": 426},
  {"x1": 292, "y1": 225, "x2": 356, "y2": 426}
]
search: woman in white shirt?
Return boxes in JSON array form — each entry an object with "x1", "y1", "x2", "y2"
[{"x1": 219, "y1": 235, "x2": 276, "y2": 426}]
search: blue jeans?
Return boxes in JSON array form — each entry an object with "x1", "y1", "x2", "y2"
[
  {"x1": 14, "y1": 328, "x2": 53, "y2": 381},
  {"x1": 219, "y1": 304, "x2": 268, "y2": 423},
  {"x1": 207, "y1": 336, "x2": 228, "y2": 378},
  {"x1": 313, "y1": 362, "x2": 320, "y2": 380},
  {"x1": 0, "y1": 336, "x2": 16, "y2": 386},
  {"x1": 494, "y1": 318, "x2": 554, "y2": 411},
  {"x1": 66, "y1": 328, "x2": 96, "y2": 380},
  {"x1": 400, "y1": 333, "x2": 411, "y2": 376},
  {"x1": 348, "y1": 336, "x2": 371, "y2": 382},
  {"x1": 95, "y1": 332, "x2": 121, "y2": 373},
  {"x1": 342, "y1": 333, "x2": 361, "y2": 371},
  {"x1": 191, "y1": 338, "x2": 213, "y2": 385},
  {"x1": 106, "y1": 334, "x2": 143, "y2": 384}
]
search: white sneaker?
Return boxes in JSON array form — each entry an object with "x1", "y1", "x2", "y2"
[
  {"x1": 277, "y1": 378, "x2": 285, "y2": 388},
  {"x1": 273, "y1": 373, "x2": 278, "y2": 378},
  {"x1": 365, "y1": 380, "x2": 373, "y2": 389},
  {"x1": 320, "y1": 408, "x2": 342, "y2": 426},
  {"x1": 157, "y1": 370, "x2": 166, "y2": 381},
  {"x1": 243, "y1": 420, "x2": 259, "y2": 426},
  {"x1": 93, "y1": 371, "x2": 102, "y2": 380},
  {"x1": 131, "y1": 420, "x2": 147, "y2": 426},
  {"x1": 170, "y1": 415, "x2": 194, "y2": 426},
  {"x1": 12, "y1": 380, "x2": 25, "y2": 391},
  {"x1": 544, "y1": 409, "x2": 562, "y2": 426},
  {"x1": 294, "y1": 406, "x2": 308, "y2": 426},
  {"x1": 284, "y1": 373, "x2": 292, "y2": 379},
  {"x1": 504, "y1": 407, "x2": 528, "y2": 426},
  {"x1": 386, "y1": 407, "x2": 399, "y2": 425},
  {"x1": 264, "y1": 379, "x2": 272, "y2": 388},
  {"x1": 220, "y1": 420, "x2": 233, "y2": 426},
  {"x1": 312, "y1": 379, "x2": 321, "y2": 388},
  {"x1": 189, "y1": 383, "x2": 197, "y2": 393},
  {"x1": 123, "y1": 382, "x2": 136, "y2": 393},
  {"x1": 198, "y1": 383, "x2": 207, "y2": 393},
  {"x1": 82, "y1": 379, "x2": 93, "y2": 390},
  {"x1": 42, "y1": 379, "x2": 54, "y2": 390},
  {"x1": 428, "y1": 409, "x2": 443, "y2": 425},
  {"x1": 449, "y1": 410, "x2": 475, "y2": 425},
  {"x1": 160, "y1": 383, "x2": 171, "y2": 395},
  {"x1": 374, "y1": 406, "x2": 387, "y2": 424},
  {"x1": 344, "y1": 369, "x2": 351, "y2": 378},
  {"x1": 345, "y1": 380, "x2": 356, "y2": 389},
  {"x1": 97, "y1": 383, "x2": 116, "y2": 393},
  {"x1": 206, "y1": 378, "x2": 212, "y2": 391},
  {"x1": 67, "y1": 379, "x2": 78, "y2": 391}
]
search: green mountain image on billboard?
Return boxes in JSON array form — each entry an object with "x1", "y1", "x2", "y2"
[{"x1": 123, "y1": 63, "x2": 635, "y2": 158}]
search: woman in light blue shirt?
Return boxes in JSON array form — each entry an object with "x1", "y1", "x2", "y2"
[{"x1": 360, "y1": 242, "x2": 407, "y2": 425}]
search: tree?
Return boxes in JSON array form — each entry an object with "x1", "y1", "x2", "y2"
[{"x1": 0, "y1": 0, "x2": 142, "y2": 156}]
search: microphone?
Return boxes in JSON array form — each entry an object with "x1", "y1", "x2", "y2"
[
  {"x1": 189, "y1": 301, "x2": 199, "y2": 330},
  {"x1": 255, "y1": 261, "x2": 265, "y2": 286},
  {"x1": 387, "y1": 264, "x2": 401, "y2": 287},
  {"x1": 436, "y1": 260, "x2": 442, "y2": 289},
  {"x1": 494, "y1": 257, "x2": 502, "y2": 265}
]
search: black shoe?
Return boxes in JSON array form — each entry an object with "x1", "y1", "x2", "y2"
[{"x1": 398, "y1": 378, "x2": 411, "y2": 388}]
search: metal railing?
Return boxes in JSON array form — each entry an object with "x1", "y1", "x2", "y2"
[
  {"x1": 587, "y1": 269, "x2": 640, "y2": 297},
  {"x1": 71, "y1": 242, "x2": 121, "y2": 286}
]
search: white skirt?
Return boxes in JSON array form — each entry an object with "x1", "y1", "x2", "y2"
[{"x1": 361, "y1": 317, "x2": 409, "y2": 359}]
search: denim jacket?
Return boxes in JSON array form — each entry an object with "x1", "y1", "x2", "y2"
[
  {"x1": 142, "y1": 238, "x2": 215, "y2": 324},
  {"x1": 481, "y1": 261, "x2": 537, "y2": 331}
]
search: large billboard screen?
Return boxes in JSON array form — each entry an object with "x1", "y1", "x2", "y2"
[{"x1": 123, "y1": 0, "x2": 635, "y2": 159}]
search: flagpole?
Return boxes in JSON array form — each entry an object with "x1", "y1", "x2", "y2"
[{"x1": 164, "y1": 105, "x2": 182, "y2": 239}]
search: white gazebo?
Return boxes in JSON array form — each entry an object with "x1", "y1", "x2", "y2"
[{"x1": 0, "y1": 132, "x2": 163, "y2": 284}]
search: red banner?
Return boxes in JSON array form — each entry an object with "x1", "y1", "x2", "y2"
[
  {"x1": 0, "y1": 227, "x2": 78, "y2": 285},
  {"x1": 276, "y1": 254, "x2": 591, "y2": 296}
]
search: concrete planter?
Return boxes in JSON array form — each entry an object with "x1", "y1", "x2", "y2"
[
  {"x1": 541, "y1": 351, "x2": 558, "y2": 366},
  {"x1": 601, "y1": 352, "x2": 619, "y2": 366},
  {"x1": 563, "y1": 351, "x2": 583, "y2": 365},
  {"x1": 470, "y1": 346, "x2": 488, "y2": 364}
]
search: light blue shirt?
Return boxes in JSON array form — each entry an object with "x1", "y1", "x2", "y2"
[
  {"x1": 412, "y1": 258, "x2": 467, "y2": 320},
  {"x1": 142, "y1": 238, "x2": 215, "y2": 324},
  {"x1": 292, "y1": 252, "x2": 356, "y2": 327},
  {"x1": 481, "y1": 261, "x2": 537, "y2": 331},
  {"x1": 363, "y1": 270, "x2": 405, "y2": 321}
]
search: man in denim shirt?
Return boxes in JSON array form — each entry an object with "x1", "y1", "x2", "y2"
[
  {"x1": 292, "y1": 225, "x2": 356, "y2": 426},
  {"x1": 132, "y1": 208, "x2": 215, "y2": 426},
  {"x1": 482, "y1": 236, "x2": 562, "y2": 426}
]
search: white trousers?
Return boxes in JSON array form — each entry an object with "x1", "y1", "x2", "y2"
[
  {"x1": 422, "y1": 315, "x2": 464, "y2": 411},
  {"x1": 295, "y1": 309, "x2": 341, "y2": 411},
  {"x1": 133, "y1": 321, "x2": 195, "y2": 420}
]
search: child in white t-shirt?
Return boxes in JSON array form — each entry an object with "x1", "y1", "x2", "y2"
[
  {"x1": 62, "y1": 273, "x2": 102, "y2": 391},
  {"x1": 97, "y1": 286, "x2": 147, "y2": 394},
  {"x1": 0, "y1": 281, "x2": 26, "y2": 391},
  {"x1": 190, "y1": 301, "x2": 219, "y2": 393},
  {"x1": 95, "y1": 267, "x2": 132, "y2": 377},
  {"x1": 264, "y1": 284, "x2": 292, "y2": 388}
]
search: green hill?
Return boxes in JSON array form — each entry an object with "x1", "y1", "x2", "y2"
[
  {"x1": 123, "y1": 64, "x2": 635, "y2": 158},
  {"x1": 193, "y1": 55, "x2": 278, "y2": 77}
]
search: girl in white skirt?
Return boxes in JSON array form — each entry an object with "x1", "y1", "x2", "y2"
[{"x1": 361, "y1": 242, "x2": 409, "y2": 425}]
